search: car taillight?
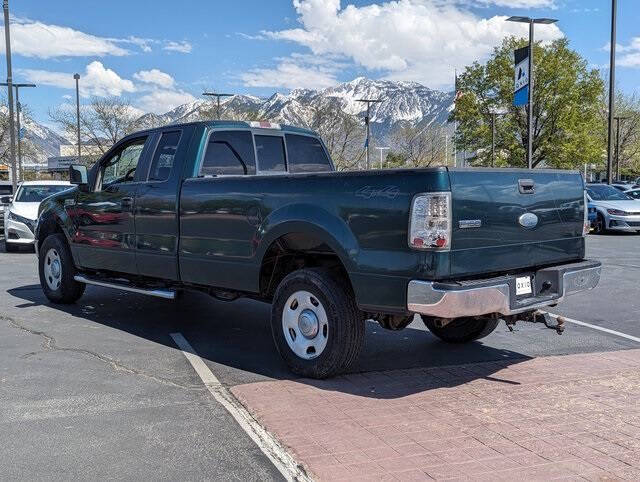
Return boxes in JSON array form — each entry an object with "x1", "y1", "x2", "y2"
[
  {"x1": 583, "y1": 191, "x2": 589, "y2": 236},
  {"x1": 409, "y1": 192, "x2": 451, "y2": 250}
]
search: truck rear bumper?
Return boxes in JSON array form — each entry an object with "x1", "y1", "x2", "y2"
[{"x1": 407, "y1": 260, "x2": 601, "y2": 318}]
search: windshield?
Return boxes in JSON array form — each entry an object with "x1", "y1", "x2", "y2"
[
  {"x1": 586, "y1": 184, "x2": 632, "y2": 201},
  {"x1": 14, "y1": 185, "x2": 72, "y2": 203}
]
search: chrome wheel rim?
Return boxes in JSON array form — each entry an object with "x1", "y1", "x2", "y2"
[
  {"x1": 282, "y1": 290, "x2": 329, "y2": 360},
  {"x1": 44, "y1": 248, "x2": 62, "y2": 291}
]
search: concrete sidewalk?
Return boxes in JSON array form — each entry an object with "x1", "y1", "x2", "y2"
[{"x1": 233, "y1": 349, "x2": 640, "y2": 481}]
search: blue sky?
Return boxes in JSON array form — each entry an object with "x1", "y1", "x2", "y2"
[{"x1": 4, "y1": 0, "x2": 639, "y2": 126}]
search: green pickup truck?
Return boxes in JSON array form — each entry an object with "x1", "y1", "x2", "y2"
[{"x1": 36, "y1": 121, "x2": 601, "y2": 378}]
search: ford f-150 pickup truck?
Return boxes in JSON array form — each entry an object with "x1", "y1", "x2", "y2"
[{"x1": 36, "y1": 120, "x2": 601, "y2": 378}]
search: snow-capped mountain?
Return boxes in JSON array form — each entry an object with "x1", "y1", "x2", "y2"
[
  {"x1": 23, "y1": 78, "x2": 454, "y2": 163},
  {"x1": 141, "y1": 78, "x2": 454, "y2": 141}
]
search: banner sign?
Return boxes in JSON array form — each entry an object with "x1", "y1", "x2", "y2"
[{"x1": 513, "y1": 46, "x2": 530, "y2": 107}]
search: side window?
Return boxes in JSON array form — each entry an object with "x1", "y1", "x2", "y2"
[
  {"x1": 148, "y1": 131, "x2": 181, "y2": 182},
  {"x1": 285, "y1": 134, "x2": 332, "y2": 173},
  {"x1": 100, "y1": 137, "x2": 147, "y2": 190},
  {"x1": 255, "y1": 135, "x2": 286, "y2": 173},
  {"x1": 200, "y1": 130, "x2": 256, "y2": 176}
]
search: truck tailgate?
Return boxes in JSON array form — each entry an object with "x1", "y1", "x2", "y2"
[{"x1": 448, "y1": 169, "x2": 585, "y2": 278}]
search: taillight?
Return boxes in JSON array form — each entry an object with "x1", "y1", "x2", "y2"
[
  {"x1": 409, "y1": 192, "x2": 452, "y2": 250},
  {"x1": 583, "y1": 190, "x2": 589, "y2": 236}
]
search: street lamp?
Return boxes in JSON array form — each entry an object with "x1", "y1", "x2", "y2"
[
  {"x1": 74, "y1": 73, "x2": 81, "y2": 162},
  {"x1": 614, "y1": 116, "x2": 629, "y2": 181},
  {"x1": 606, "y1": 0, "x2": 618, "y2": 184},
  {"x1": 2, "y1": 0, "x2": 17, "y2": 190},
  {"x1": 506, "y1": 16, "x2": 558, "y2": 169},
  {"x1": 1, "y1": 82, "x2": 36, "y2": 180},
  {"x1": 376, "y1": 147, "x2": 389, "y2": 169},
  {"x1": 356, "y1": 98, "x2": 383, "y2": 169},
  {"x1": 202, "y1": 92, "x2": 233, "y2": 120},
  {"x1": 488, "y1": 108, "x2": 508, "y2": 167}
]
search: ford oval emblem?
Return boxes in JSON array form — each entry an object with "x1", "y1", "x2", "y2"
[{"x1": 519, "y1": 213, "x2": 539, "y2": 229}]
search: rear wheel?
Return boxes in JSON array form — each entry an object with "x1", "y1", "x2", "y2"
[
  {"x1": 38, "y1": 234, "x2": 85, "y2": 304},
  {"x1": 422, "y1": 316, "x2": 499, "y2": 344},
  {"x1": 271, "y1": 269, "x2": 364, "y2": 379}
]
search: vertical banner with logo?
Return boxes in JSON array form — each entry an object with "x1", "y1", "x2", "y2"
[{"x1": 513, "y1": 46, "x2": 530, "y2": 107}]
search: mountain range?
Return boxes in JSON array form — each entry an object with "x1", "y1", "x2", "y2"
[{"x1": 23, "y1": 78, "x2": 455, "y2": 163}]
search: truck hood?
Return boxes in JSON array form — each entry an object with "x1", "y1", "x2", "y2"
[{"x1": 9, "y1": 201, "x2": 40, "y2": 220}]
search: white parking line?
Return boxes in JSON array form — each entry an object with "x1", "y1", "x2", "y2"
[
  {"x1": 170, "y1": 333, "x2": 310, "y2": 482},
  {"x1": 544, "y1": 312, "x2": 640, "y2": 343}
]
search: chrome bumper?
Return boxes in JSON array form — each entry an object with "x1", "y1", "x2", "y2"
[{"x1": 407, "y1": 260, "x2": 601, "y2": 318}]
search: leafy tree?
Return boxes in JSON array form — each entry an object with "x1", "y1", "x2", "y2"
[
  {"x1": 608, "y1": 92, "x2": 640, "y2": 177},
  {"x1": 390, "y1": 124, "x2": 448, "y2": 168},
  {"x1": 451, "y1": 37, "x2": 605, "y2": 169}
]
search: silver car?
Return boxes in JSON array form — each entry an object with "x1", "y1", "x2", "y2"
[{"x1": 586, "y1": 184, "x2": 640, "y2": 234}]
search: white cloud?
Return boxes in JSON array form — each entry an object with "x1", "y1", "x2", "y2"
[
  {"x1": 136, "y1": 89, "x2": 197, "y2": 113},
  {"x1": 133, "y1": 69, "x2": 175, "y2": 88},
  {"x1": 18, "y1": 61, "x2": 136, "y2": 97},
  {"x1": 240, "y1": 53, "x2": 340, "y2": 89},
  {"x1": 603, "y1": 38, "x2": 640, "y2": 68},
  {"x1": 263, "y1": 0, "x2": 564, "y2": 89},
  {"x1": 0, "y1": 18, "x2": 128, "y2": 58},
  {"x1": 163, "y1": 40, "x2": 192, "y2": 53}
]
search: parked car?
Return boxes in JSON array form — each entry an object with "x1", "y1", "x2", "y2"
[
  {"x1": 4, "y1": 180, "x2": 72, "y2": 252},
  {"x1": 0, "y1": 181, "x2": 14, "y2": 232},
  {"x1": 611, "y1": 183, "x2": 640, "y2": 192},
  {"x1": 35, "y1": 121, "x2": 600, "y2": 378},
  {"x1": 586, "y1": 183, "x2": 640, "y2": 234},
  {"x1": 625, "y1": 188, "x2": 640, "y2": 201}
]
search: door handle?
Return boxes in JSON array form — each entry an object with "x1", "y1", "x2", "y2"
[{"x1": 121, "y1": 197, "x2": 133, "y2": 208}]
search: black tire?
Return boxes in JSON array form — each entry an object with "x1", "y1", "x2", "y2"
[
  {"x1": 38, "y1": 233, "x2": 85, "y2": 304},
  {"x1": 422, "y1": 316, "x2": 499, "y2": 344},
  {"x1": 271, "y1": 269, "x2": 365, "y2": 379},
  {"x1": 5, "y1": 242, "x2": 19, "y2": 252},
  {"x1": 593, "y1": 213, "x2": 606, "y2": 235}
]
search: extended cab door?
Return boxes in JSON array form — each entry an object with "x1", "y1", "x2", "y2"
[
  {"x1": 133, "y1": 126, "x2": 195, "y2": 280},
  {"x1": 72, "y1": 135, "x2": 153, "y2": 274}
]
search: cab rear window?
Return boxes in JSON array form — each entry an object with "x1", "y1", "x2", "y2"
[{"x1": 285, "y1": 134, "x2": 332, "y2": 173}]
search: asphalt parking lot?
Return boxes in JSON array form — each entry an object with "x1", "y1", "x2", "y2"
[{"x1": 1, "y1": 233, "x2": 639, "y2": 479}]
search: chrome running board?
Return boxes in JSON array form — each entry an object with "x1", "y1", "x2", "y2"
[{"x1": 73, "y1": 275, "x2": 176, "y2": 300}]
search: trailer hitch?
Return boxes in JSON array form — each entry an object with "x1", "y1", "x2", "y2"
[{"x1": 504, "y1": 311, "x2": 565, "y2": 335}]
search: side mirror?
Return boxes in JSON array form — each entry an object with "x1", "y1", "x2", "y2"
[
  {"x1": 69, "y1": 164, "x2": 88, "y2": 186},
  {"x1": 0, "y1": 195, "x2": 11, "y2": 204}
]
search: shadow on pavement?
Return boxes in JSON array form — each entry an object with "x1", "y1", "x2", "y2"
[{"x1": 8, "y1": 283, "x2": 531, "y2": 398}]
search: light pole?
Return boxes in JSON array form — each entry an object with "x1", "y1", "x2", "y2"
[
  {"x1": 74, "y1": 73, "x2": 81, "y2": 162},
  {"x1": 1, "y1": 82, "x2": 36, "y2": 180},
  {"x1": 3, "y1": 0, "x2": 17, "y2": 190},
  {"x1": 489, "y1": 109, "x2": 508, "y2": 167},
  {"x1": 506, "y1": 16, "x2": 558, "y2": 169},
  {"x1": 614, "y1": 116, "x2": 628, "y2": 181},
  {"x1": 202, "y1": 92, "x2": 233, "y2": 120},
  {"x1": 376, "y1": 147, "x2": 389, "y2": 169},
  {"x1": 356, "y1": 98, "x2": 383, "y2": 169},
  {"x1": 606, "y1": 0, "x2": 618, "y2": 184}
]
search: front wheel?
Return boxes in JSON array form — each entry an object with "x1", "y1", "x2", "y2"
[
  {"x1": 270, "y1": 269, "x2": 364, "y2": 379},
  {"x1": 593, "y1": 213, "x2": 606, "y2": 235},
  {"x1": 38, "y1": 234, "x2": 85, "y2": 304},
  {"x1": 422, "y1": 316, "x2": 499, "y2": 344}
]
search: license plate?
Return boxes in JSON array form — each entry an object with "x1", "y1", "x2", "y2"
[{"x1": 516, "y1": 276, "x2": 532, "y2": 296}]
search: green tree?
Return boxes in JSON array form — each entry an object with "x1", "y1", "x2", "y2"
[{"x1": 451, "y1": 37, "x2": 605, "y2": 169}]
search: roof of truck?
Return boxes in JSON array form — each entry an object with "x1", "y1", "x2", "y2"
[{"x1": 135, "y1": 120, "x2": 319, "y2": 137}]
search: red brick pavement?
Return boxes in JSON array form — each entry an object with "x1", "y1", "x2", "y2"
[{"x1": 232, "y1": 349, "x2": 640, "y2": 481}]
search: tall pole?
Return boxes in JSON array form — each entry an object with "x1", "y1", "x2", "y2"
[
  {"x1": 365, "y1": 103, "x2": 370, "y2": 170},
  {"x1": 606, "y1": 0, "x2": 617, "y2": 184},
  {"x1": 527, "y1": 19, "x2": 534, "y2": 169},
  {"x1": 3, "y1": 0, "x2": 17, "y2": 191},
  {"x1": 74, "y1": 74, "x2": 81, "y2": 162},
  {"x1": 615, "y1": 117, "x2": 620, "y2": 180},
  {"x1": 491, "y1": 113, "x2": 496, "y2": 168},
  {"x1": 202, "y1": 92, "x2": 233, "y2": 120},
  {"x1": 15, "y1": 87, "x2": 20, "y2": 179},
  {"x1": 376, "y1": 147, "x2": 389, "y2": 169}
]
